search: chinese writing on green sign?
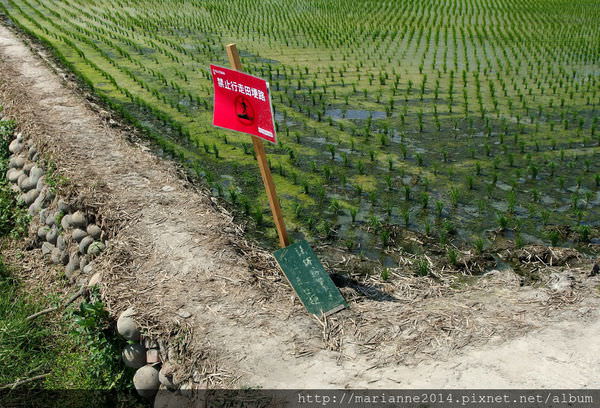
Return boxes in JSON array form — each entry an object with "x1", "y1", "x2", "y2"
[{"x1": 274, "y1": 240, "x2": 347, "y2": 316}]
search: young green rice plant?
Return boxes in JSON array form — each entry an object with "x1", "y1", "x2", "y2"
[
  {"x1": 449, "y1": 188, "x2": 461, "y2": 207},
  {"x1": 349, "y1": 206, "x2": 359, "y2": 223},
  {"x1": 515, "y1": 233, "x2": 525, "y2": 249},
  {"x1": 446, "y1": 247, "x2": 459, "y2": 266},
  {"x1": 435, "y1": 201, "x2": 444, "y2": 219},
  {"x1": 415, "y1": 258, "x2": 430, "y2": 277},
  {"x1": 401, "y1": 208, "x2": 410, "y2": 227},
  {"x1": 381, "y1": 229, "x2": 391, "y2": 247},
  {"x1": 577, "y1": 225, "x2": 591, "y2": 242},
  {"x1": 253, "y1": 208, "x2": 264, "y2": 226},
  {"x1": 473, "y1": 237, "x2": 485, "y2": 254},
  {"x1": 380, "y1": 267, "x2": 390, "y2": 281},
  {"x1": 420, "y1": 192, "x2": 429, "y2": 210},
  {"x1": 368, "y1": 215, "x2": 381, "y2": 229}
]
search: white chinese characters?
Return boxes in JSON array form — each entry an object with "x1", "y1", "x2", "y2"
[{"x1": 216, "y1": 77, "x2": 266, "y2": 101}]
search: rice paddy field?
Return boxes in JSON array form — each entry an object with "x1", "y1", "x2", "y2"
[{"x1": 2, "y1": 0, "x2": 599, "y2": 262}]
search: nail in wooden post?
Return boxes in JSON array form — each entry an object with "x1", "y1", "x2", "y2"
[{"x1": 226, "y1": 43, "x2": 290, "y2": 248}]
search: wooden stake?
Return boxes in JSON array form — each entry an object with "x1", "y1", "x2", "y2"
[{"x1": 226, "y1": 43, "x2": 290, "y2": 248}]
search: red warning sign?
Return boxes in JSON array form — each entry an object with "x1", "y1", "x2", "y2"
[{"x1": 210, "y1": 65, "x2": 276, "y2": 143}]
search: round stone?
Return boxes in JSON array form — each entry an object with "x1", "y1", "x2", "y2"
[
  {"x1": 9, "y1": 157, "x2": 25, "y2": 169},
  {"x1": 117, "y1": 309, "x2": 140, "y2": 341},
  {"x1": 158, "y1": 362, "x2": 178, "y2": 390},
  {"x1": 28, "y1": 146, "x2": 37, "y2": 160},
  {"x1": 37, "y1": 226, "x2": 48, "y2": 240},
  {"x1": 45, "y1": 212, "x2": 56, "y2": 226},
  {"x1": 22, "y1": 189, "x2": 39, "y2": 206},
  {"x1": 86, "y1": 224, "x2": 102, "y2": 240},
  {"x1": 87, "y1": 272, "x2": 102, "y2": 288},
  {"x1": 122, "y1": 343, "x2": 147, "y2": 369},
  {"x1": 16, "y1": 173, "x2": 27, "y2": 187},
  {"x1": 70, "y1": 211, "x2": 87, "y2": 229},
  {"x1": 22, "y1": 162, "x2": 34, "y2": 174},
  {"x1": 83, "y1": 262, "x2": 94, "y2": 275},
  {"x1": 87, "y1": 241, "x2": 105, "y2": 256},
  {"x1": 50, "y1": 248, "x2": 62, "y2": 264},
  {"x1": 36, "y1": 175, "x2": 45, "y2": 191},
  {"x1": 117, "y1": 310, "x2": 140, "y2": 341},
  {"x1": 71, "y1": 228, "x2": 87, "y2": 242},
  {"x1": 28, "y1": 190, "x2": 47, "y2": 216},
  {"x1": 133, "y1": 365, "x2": 159, "y2": 399},
  {"x1": 57, "y1": 199, "x2": 70, "y2": 213},
  {"x1": 41, "y1": 242, "x2": 54, "y2": 255},
  {"x1": 6, "y1": 168, "x2": 21, "y2": 183},
  {"x1": 28, "y1": 167, "x2": 44, "y2": 185},
  {"x1": 9, "y1": 139, "x2": 23, "y2": 154},
  {"x1": 61, "y1": 214, "x2": 71, "y2": 230},
  {"x1": 59, "y1": 250, "x2": 69, "y2": 265},
  {"x1": 66, "y1": 252, "x2": 80, "y2": 275},
  {"x1": 56, "y1": 235, "x2": 67, "y2": 251},
  {"x1": 79, "y1": 255, "x2": 89, "y2": 270},
  {"x1": 23, "y1": 177, "x2": 38, "y2": 192},
  {"x1": 46, "y1": 227, "x2": 58, "y2": 244},
  {"x1": 79, "y1": 236, "x2": 94, "y2": 254}
]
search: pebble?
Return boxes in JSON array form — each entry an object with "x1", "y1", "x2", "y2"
[
  {"x1": 20, "y1": 177, "x2": 37, "y2": 192},
  {"x1": 70, "y1": 211, "x2": 87, "y2": 229},
  {"x1": 37, "y1": 226, "x2": 48, "y2": 240},
  {"x1": 59, "y1": 250, "x2": 69, "y2": 266},
  {"x1": 28, "y1": 146, "x2": 37, "y2": 160},
  {"x1": 6, "y1": 168, "x2": 21, "y2": 182},
  {"x1": 79, "y1": 255, "x2": 89, "y2": 270},
  {"x1": 87, "y1": 241, "x2": 105, "y2": 256},
  {"x1": 83, "y1": 263, "x2": 94, "y2": 275},
  {"x1": 117, "y1": 308, "x2": 140, "y2": 341},
  {"x1": 16, "y1": 173, "x2": 27, "y2": 187},
  {"x1": 71, "y1": 228, "x2": 87, "y2": 242},
  {"x1": 158, "y1": 362, "x2": 177, "y2": 390},
  {"x1": 22, "y1": 188, "x2": 39, "y2": 205},
  {"x1": 23, "y1": 162, "x2": 34, "y2": 174},
  {"x1": 146, "y1": 349, "x2": 160, "y2": 364},
  {"x1": 41, "y1": 242, "x2": 55, "y2": 255},
  {"x1": 86, "y1": 224, "x2": 102, "y2": 240},
  {"x1": 56, "y1": 235, "x2": 66, "y2": 251},
  {"x1": 122, "y1": 344, "x2": 147, "y2": 369},
  {"x1": 8, "y1": 157, "x2": 24, "y2": 169},
  {"x1": 79, "y1": 236, "x2": 94, "y2": 254},
  {"x1": 28, "y1": 190, "x2": 47, "y2": 216},
  {"x1": 50, "y1": 248, "x2": 62, "y2": 264},
  {"x1": 45, "y1": 213, "x2": 56, "y2": 226},
  {"x1": 8, "y1": 139, "x2": 23, "y2": 154},
  {"x1": 61, "y1": 214, "x2": 71, "y2": 230},
  {"x1": 57, "y1": 199, "x2": 70, "y2": 213},
  {"x1": 176, "y1": 309, "x2": 192, "y2": 319},
  {"x1": 45, "y1": 227, "x2": 58, "y2": 244},
  {"x1": 36, "y1": 175, "x2": 45, "y2": 191},
  {"x1": 66, "y1": 251, "x2": 80, "y2": 273},
  {"x1": 29, "y1": 166, "x2": 44, "y2": 184},
  {"x1": 133, "y1": 365, "x2": 160, "y2": 399},
  {"x1": 87, "y1": 272, "x2": 102, "y2": 287}
]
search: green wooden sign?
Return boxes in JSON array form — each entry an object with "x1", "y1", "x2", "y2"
[{"x1": 274, "y1": 240, "x2": 347, "y2": 316}]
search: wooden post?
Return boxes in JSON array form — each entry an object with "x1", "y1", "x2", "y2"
[{"x1": 226, "y1": 43, "x2": 290, "y2": 248}]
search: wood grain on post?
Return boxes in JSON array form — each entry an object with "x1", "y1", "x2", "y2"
[{"x1": 225, "y1": 43, "x2": 290, "y2": 248}]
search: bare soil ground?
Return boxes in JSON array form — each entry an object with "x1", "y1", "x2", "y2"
[{"x1": 1, "y1": 22, "x2": 600, "y2": 389}]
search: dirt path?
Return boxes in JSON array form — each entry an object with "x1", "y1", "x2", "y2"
[{"x1": 1, "y1": 21, "x2": 600, "y2": 389}]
